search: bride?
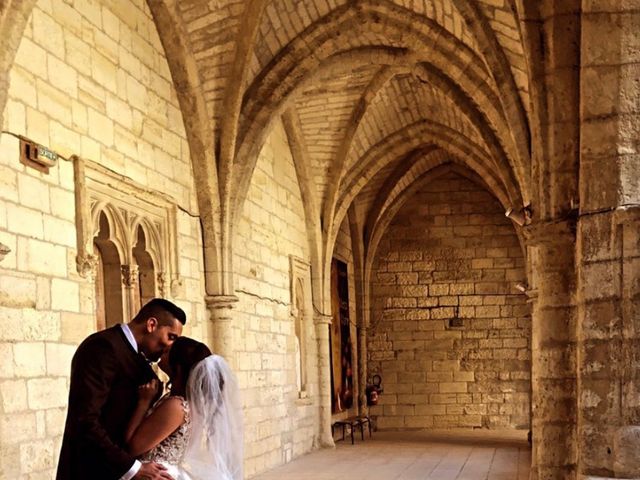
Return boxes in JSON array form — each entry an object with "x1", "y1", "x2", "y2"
[{"x1": 125, "y1": 337, "x2": 243, "y2": 480}]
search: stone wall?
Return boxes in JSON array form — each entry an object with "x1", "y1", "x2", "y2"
[
  {"x1": 0, "y1": 0, "x2": 206, "y2": 477},
  {"x1": 368, "y1": 172, "x2": 530, "y2": 430},
  {"x1": 576, "y1": 5, "x2": 640, "y2": 478},
  {"x1": 233, "y1": 118, "x2": 319, "y2": 477}
]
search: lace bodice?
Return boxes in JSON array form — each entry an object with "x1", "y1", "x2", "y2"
[{"x1": 140, "y1": 395, "x2": 191, "y2": 466}]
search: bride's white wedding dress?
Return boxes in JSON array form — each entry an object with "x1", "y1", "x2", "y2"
[
  {"x1": 141, "y1": 395, "x2": 193, "y2": 480},
  {"x1": 140, "y1": 355, "x2": 243, "y2": 480}
]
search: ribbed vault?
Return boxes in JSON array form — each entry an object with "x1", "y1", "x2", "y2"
[
  {"x1": 294, "y1": 64, "x2": 380, "y2": 202},
  {"x1": 363, "y1": 162, "x2": 494, "y2": 260},
  {"x1": 231, "y1": 1, "x2": 532, "y2": 235},
  {"x1": 0, "y1": 0, "x2": 535, "y2": 301}
]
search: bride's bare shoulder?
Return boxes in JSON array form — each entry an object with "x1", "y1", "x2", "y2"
[
  {"x1": 156, "y1": 395, "x2": 187, "y2": 414},
  {"x1": 144, "y1": 395, "x2": 187, "y2": 429}
]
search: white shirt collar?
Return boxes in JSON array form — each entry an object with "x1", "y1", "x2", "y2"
[{"x1": 120, "y1": 323, "x2": 138, "y2": 353}]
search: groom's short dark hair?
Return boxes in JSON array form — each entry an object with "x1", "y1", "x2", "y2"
[{"x1": 132, "y1": 298, "x2": 186, "y2": 326}]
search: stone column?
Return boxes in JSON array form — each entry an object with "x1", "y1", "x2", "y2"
[
  {"x1": 205, "y1": 295, "x2": 239, "y2": 367},
  {"x1": 357, "y1": 325, "x2": 369, "y2": 416},
  {"x1": 314, "y1": 312, "x2": 335, "y2": 448},
  {"x1": 121, "y1": 264, "x2": 140, "y2": 319},
  {"x1": 527, "y1": 220, "x2": 578, "y2": 480}
]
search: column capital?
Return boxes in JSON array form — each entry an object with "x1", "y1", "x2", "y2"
[
  {"x1": 170, "y1": 276, "x2": 184, "y2": 297},
  {"x1": 205, "y1": 294, "x2": 239, "y2": 310},
  {"x1": 205, "y1": 295, "x2": 238, "y2": 362},
  {"x1": 121, "y1": 264, "x2": 139, "y2": 287},
  {"x1": 313, "y1": 312, "x2": 333, "y2": 325}
]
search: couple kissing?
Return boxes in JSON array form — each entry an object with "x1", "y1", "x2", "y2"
[{"x1": 56, "y1": 299, "x2": 243, "y2": 480}]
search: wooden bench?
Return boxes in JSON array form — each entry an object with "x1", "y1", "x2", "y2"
[{"x1": 332, "y1": 416, "x2": 372, "y2": 444}]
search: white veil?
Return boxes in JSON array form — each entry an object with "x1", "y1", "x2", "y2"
[{"x1": 181, "y1": 355, "x2": 243, "y2": 480}]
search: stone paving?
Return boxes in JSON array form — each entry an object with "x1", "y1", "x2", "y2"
[{"x1": 252, "y1": 430, "x2": 531, "y2": 480}]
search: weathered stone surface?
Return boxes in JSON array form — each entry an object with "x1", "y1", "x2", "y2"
[
  {"x1": 370, "y1": 172, "x2": 530, "y2": 431},
  {"x1": 614, "y1": 426, "x2": 640, "y2": 477}
]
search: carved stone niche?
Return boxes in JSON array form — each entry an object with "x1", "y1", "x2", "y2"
[
  {"x1": 290, "y1": 255, "x2": 313, "y2": 400},
  {"x1": 290, "y1": 256, "x2": 312, "y2": 319},
  {"x1": 72, "y1": 156, "x2": 183, "y2": 300}
]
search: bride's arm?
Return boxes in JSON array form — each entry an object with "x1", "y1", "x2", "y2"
[
  {"x1": 124, "y1": 380, "x2": 159, "y2": 446},
  {"x1": 126, "y1": 395, "x2": 186, "y2": 457}
]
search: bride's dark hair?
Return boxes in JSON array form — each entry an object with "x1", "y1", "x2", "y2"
[{"x1": 168, "y1": 337, "x2": 213, "y2": 393}]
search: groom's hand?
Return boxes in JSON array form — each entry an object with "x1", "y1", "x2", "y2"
[{"x1": 134, "y1": 462, "x2": 174, "y2": 479}]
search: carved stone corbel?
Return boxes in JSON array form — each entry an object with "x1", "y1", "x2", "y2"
[
  {"x1": 170, "y1": 276, "x2": 184, "y2": 297},
  {"x1": 156, "y1": 272, "x2": 169, "y2": 298},
  {"x1": 76, "y1": 253, "x2": 99, "y2": 281}
]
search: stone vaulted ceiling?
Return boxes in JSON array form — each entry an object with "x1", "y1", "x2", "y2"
[{"x1": 164, "y1": 0, "x2": 532, "y2": 259}]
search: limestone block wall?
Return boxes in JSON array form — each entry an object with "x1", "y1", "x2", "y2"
[
  {"x1": 368, "y1": 172, "x2": 530, "y2": 430},
  {"x1": 577, "y1": 5, "x2": 640, "y2": 477},
  {"x1": 0, "y1": 0, "x2": 206, "y2": 477},
  {"x1": 576, "y1": 210, "x2": 640, "y2": 474},
  {"x1": 233, "y1": 118, "x2": 319, "y2": 477}
]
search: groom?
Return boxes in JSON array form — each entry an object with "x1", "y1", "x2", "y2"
[{"x1": 57, "y1": 298, "x2": 186, "y2": 480}]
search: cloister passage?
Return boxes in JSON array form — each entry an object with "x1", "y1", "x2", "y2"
[{"x1": 0, "y1": 0, "x2": 638, "y2": 479}]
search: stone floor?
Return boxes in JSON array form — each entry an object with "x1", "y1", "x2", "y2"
[{"x1": 252, "y1": 430, "x2": 531, "y2": 480}]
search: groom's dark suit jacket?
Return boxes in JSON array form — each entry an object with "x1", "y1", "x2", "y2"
[{"x1": 57, "y1": 325, "x2": 156, "y2": 480}]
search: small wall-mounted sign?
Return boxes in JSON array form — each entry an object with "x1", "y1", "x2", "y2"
[{"x1": 19, "y1": 138, "x2": 58, "y2": 173}]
